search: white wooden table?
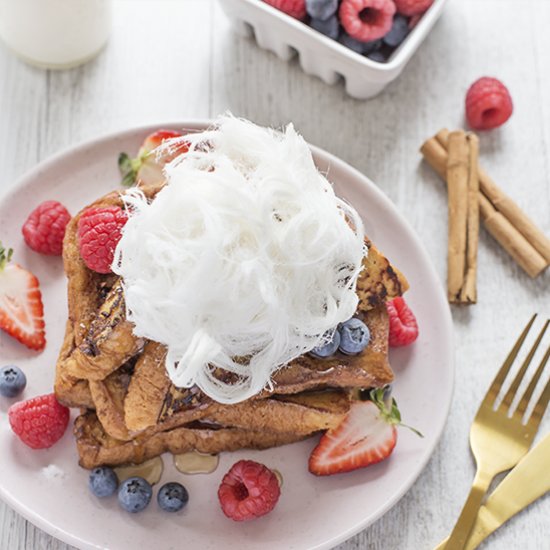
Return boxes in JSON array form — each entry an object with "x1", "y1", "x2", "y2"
[{"x1": 1, "y1": 1, "x2": 549, "y2": 548}]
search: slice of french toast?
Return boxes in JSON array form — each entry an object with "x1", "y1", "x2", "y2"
[
  {"x1": 157, "y1": 305, "x2": 393, "y2": 428},
  {"x1": 64, "y1": 278, "x2": 144, "y2": 381},
  {"x1": 75, "y1": 403, "x2": 342, "y2": 469},
  {"x1": 80, "y1": 363, "x2": 352, "y2": 441}
]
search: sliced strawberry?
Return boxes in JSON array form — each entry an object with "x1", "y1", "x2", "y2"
[
  {"x1": 118, "y1": 129, "x2": 188, "y2": 187},
  {"x1": 0, "y1": 244, "x2": 46, "y2": 351},
  {"x1": 308, "y1": 388, "x2": 421, "y2": 476},
  {"x1": 309, "y1": 400, "x2": 396, "y2": 476},
  {"x1": 142, "y1": 129, "x2": 185, "y2": 152}
]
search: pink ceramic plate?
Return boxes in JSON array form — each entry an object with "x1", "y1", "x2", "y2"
[{"x1": 0, "y1": 122, "x2": 453, "y2": 550}]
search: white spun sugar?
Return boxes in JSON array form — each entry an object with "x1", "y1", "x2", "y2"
[{"x1": 113, "y1": 114, "x2": 366, "y2": 404}]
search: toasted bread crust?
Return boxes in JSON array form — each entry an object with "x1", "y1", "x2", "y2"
[{"x1": 357, "y1": 240, "x2": 409, "y2": 311}]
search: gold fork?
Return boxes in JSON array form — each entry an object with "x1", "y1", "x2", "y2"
[{"x1": 442, "y1": 314, "x2": 550, "y2": 550}]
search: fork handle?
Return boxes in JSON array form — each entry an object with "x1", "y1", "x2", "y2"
[{"x1": 443, "y1": 469, "x2": 494, "y2": 550}]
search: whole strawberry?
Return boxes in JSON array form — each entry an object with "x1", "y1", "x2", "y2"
[
  {"x1": 218, "y1": 460, "x2": 281, "y2": 521},
  {"x1": 77, "y1": 206, "x2": 128, "y2": 274},
  {"x1": 0, "y1": 244, "x2": 46, "y2": 351},
  {"x1": 119, "y1": 129, "x2": 187, "y2": 187},
  {"x1": 9, "y1": 393, "x2": 70, "y2": 449},
  {"x1": 22, "y1": 200, "x2": 71, "y2": 256}
]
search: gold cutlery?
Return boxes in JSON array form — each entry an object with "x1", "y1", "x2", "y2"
[
  {"x1": 435, "y1": 429, "x2": 550, "y2": 550},
  {"x1": 442, "y1": 314, "x2": 550, "y2": 550}
]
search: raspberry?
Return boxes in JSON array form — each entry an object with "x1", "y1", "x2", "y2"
[
  {"x1": 218, "y1": 460, "x2": 281, "y2": 521},
  {"x1": 339, "y1": 0, "x2": 396, "y2": 43},
  {"x1": 8, "y1": 393, "x2": 70, "y2": 449},
  {"x1": 466, "y1": 77, "x2": 513, "y2": 131},
  {"x1": 408, "y1": 13, "x2": 423, "y2": 29},
  {"x1": 77, "y1": 206, "x2": 128, "y2": 274},
  {"x1": 385, "y1": 297, "x2": 419, "y2": 347},
  {"x1": 22, "y1": 201, "x2": 71, "y2": 256},
  {"x1": 264, "y1": 0, "x2": 306, "y2": 19},
  {"x1": 394, "y1": 0, "x2": 433, "y2": 16}
]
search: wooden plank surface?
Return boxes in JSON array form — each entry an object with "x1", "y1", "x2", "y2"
[{"x1": 1, "y1": 0, "x2": 549, "y2": 548}]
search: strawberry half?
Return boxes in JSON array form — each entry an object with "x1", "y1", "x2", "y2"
[
  {"x1": 0, "y1": 243, "x2": 46, "y2": 351},
  {"x1": 118, "y1": 129, "x2": 188, "y2": 187},
  {"x1": 308, "y1": 389, "x2": 421, "y2": 476}
]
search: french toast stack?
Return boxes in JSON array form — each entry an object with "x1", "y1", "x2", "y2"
[{"x1": 54, "y1": 183, "x2": 408, "y2": 470}]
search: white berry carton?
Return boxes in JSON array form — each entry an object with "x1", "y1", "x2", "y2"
[{"x1": 218, "y1": 0, "x2": 447, "y2": 99}]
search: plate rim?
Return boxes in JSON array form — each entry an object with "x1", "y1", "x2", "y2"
[{"x1": 0, "y1": 120, "x2": 454, "y2": 550}]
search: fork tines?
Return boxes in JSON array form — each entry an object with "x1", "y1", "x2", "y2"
[{"x1": 490, "y1": 314, "x2": 550, "y2": 421}]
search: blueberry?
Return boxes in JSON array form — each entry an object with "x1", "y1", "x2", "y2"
[
  {"x1": 89, "y1": 467, "x2": 119, "y2": 498},
  {"x1": 305, "y1": 0, "x2": 338, "y2": 21},
  {"x1": 338, "y1": 33, "x2": 367, "y2": 55},
  {"x1": 310, "y1": 15, "x2": 340, "y2": 40},
  {"x1": 338, "y1": 318, "x2": 371, "y2": 355},
  {"x1": 0, "y1": 365, "x2": 27, "y2": 398},
  {"x1": 157, "y1": 482, "x2": 189, "y2": 513},
  {"x1": 367, "y1": 50, "x2": 387, "y2": 63},
  {"x1": 118, "y1": 477, "x2": 152, "y2": 513},
  {"x1": 310, "y1": 329, "x2": 340, "y2": 358},
  {"x1": 383, "y1": 15, "x2": 409, "y2": 48},
  {"x1": 339, "y1": 33, "x2": 382, "y2": 56},
  {"x1": 362, "y1": 39, "x2": 383, "y2": 55}
]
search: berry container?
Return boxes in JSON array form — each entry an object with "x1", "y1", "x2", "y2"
[{"x1": 218, "y1": 0, "x2": 447, "y2": 99}]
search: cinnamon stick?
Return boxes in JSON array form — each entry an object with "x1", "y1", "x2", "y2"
[
  {"x1": 436, "y1": 128, "x2": 550, "y2": 264},
  {"x1": 479, "y1": 194, "x2": 547, "y2": 278},
  {"x1": 446, "y1": 131, "x2": 470, "y2": 303},
  {"x1": 420, "y1": 135, "x2": 447, "y2": 178},
  {"x1": 461, "y1": 133, "x2": 479, "y2": 303},
  {"x1": 444, "y1": 131, "x2": 479, "y2": 303},
  {"x1": 421, "y1": 133, "x2": 549, "y2": 278}
]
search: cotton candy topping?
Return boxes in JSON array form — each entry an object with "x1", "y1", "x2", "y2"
[{"x1": 113, "y1": 115, "x2": 367, "y2": 404}]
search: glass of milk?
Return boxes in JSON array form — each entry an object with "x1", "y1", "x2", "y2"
[{"x1": 0, "y1": 0, "x2": 112, "y2": 69}]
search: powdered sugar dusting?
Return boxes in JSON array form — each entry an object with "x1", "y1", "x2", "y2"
[{"x1": 42, "y1": 464, "x2": 66, "y2": 480}]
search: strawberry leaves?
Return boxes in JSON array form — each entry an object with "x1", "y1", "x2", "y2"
[
  {"x1": 118, "y1": 152, "x2": 142, "y2": 187},
  {"x1": 0, "y1": 242, "x2": 14, "y2": 271},
  {"x1": 118, "y1": 129, "x2": 186, "y2": 187},
  {"x1": 369, "y1": 388, "x2": 423, "y2": 438}
]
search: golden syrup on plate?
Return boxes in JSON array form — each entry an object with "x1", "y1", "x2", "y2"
[
  {"x1": 272, "y1": 468, "x2": 283, "y2": 488},
  {"x1": 114, "y1": 456, "x2": 164, "y2": 485},
  {"x1": 173, "y1": 451, "x2": 219, "y2": 474}
]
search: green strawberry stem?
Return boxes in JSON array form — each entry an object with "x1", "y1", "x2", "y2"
[
  {"x1": 369, "y1": 388, "x2": 424, "y2": 438},
  {"x1": 0, "y1": 242, "x2": 14, "y2": 271},
  {"x1": 118, "y1": 151, "x2": 145, "y2": 187}
]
